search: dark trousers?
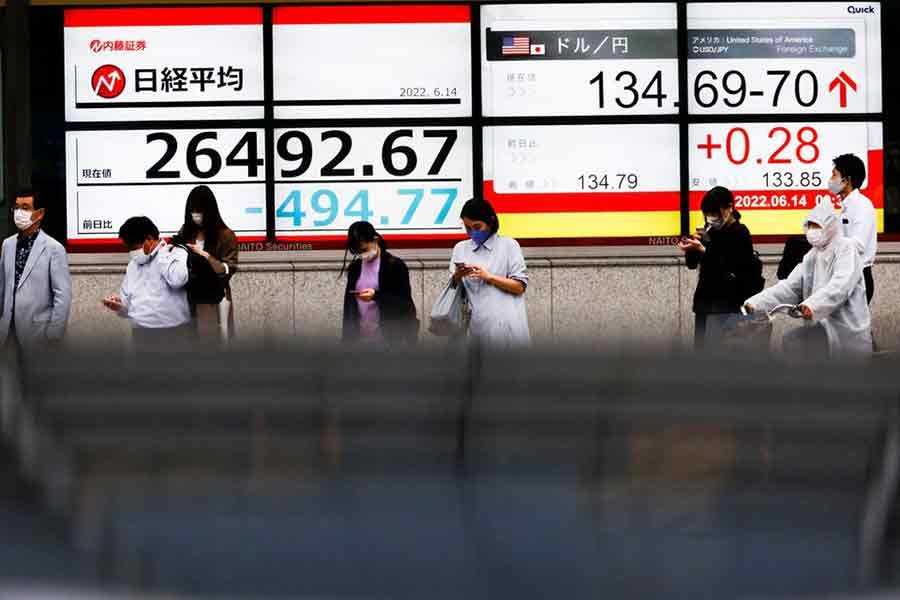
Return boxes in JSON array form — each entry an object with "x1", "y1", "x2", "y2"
[
  {"x1": 782, "y1": 323, "x2": 829, "y2": 355},
  {"x1": 863, "y1": 266, "x2": 877, "y2": 351},
  {"x1": 131, "y1": 324, "x2": 196, "y2": 353},
  {"x1": 694, "y1": 313, "x2": 706, "y2": 350},
  {"x1": 864, "y1": 266, "x2": 874, "y2": 305}
]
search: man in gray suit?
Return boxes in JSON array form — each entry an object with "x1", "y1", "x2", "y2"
[{"x1": 0, "y1": 189, "x2": 72, "y2": 352}]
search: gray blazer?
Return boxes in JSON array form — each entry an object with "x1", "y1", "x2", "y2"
[{"x1": 0, "y1": 230, "x2": 72, "y2": 349}]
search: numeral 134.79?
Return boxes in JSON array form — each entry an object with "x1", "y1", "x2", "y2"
[{"x1": 578, "y1": 173, "x2": 638, "y2": 190}]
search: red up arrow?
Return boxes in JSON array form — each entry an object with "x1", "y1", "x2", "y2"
[{"x1": 828, "y1": 71, "x2": 858, "y2": 108}]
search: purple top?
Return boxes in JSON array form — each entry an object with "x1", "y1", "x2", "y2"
[{"x1": 356, "y1": 255, "x2": 382, "y2": 341}]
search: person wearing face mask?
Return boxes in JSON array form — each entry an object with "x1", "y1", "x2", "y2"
[
  {"x1": 102, "y1": 216, "x2": 192, "y2": 352},
  {"x1": 340, "y1": 221, "x2": 418, "y2": 346},
  {"x1": 676, "y1": 186, "x2": 762, "y2": 349},
  {"x1": 743, "y1": 201, "x2": 872, "y2": 358},
  {"x1": 0, "y1": 188, "x2": 72, "y2": 353},
  {"x1": 448, "y1": 198, "x2": 529, "y2": 349},
  {"x1": 829, "y1": 154, "x2": 877, "y2": 305},
  {"x1": 169, "y1": 185, "x2": 239, "y2": 341}
]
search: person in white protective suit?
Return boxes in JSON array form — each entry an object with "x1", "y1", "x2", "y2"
[{"x1": 743, "y1": 200, "x2": 872, "y2": 358}]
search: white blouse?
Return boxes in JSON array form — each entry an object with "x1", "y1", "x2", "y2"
[{"x1": 449, "y1": 234, "x2": 530, "y2": 348}]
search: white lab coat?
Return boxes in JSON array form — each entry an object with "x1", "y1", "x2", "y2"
[
  {"x1": 746, "y1": 236, "x2": 871, "y2": 357},
  {"x1": 840, "y1": 189, "x2": 877, "y2": 267}
]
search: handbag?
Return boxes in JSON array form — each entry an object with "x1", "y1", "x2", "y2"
[
  {"x1": 173, "y1": 244, "x2": 226, "y2": 306},
  {"x1": 428, "y1": 280, "x2": 467, "y2": 337}
]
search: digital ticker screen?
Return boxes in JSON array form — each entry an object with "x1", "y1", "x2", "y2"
[
  {"x1": 63, "y1": 2, "x2": 883, "y2": 248},
  {"x1": 686, "y1": 2, "x2": 883, "y2": 236}
]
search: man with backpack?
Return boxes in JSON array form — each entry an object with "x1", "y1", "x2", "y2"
[{"x1": 101, "y1": 216, "x2": 193, "y2": 351}]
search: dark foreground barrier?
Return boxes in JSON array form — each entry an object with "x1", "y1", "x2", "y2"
[{"x1": 1, "y1": 344, "x2": 898, "y2": 599}]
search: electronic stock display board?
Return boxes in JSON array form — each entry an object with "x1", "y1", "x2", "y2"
[
  {"x1": 687, "y1": 2, "x2": 882, "y2": 235},
  {"x1": 63, "y1": 2, "x2": 883, "y2": 247}
]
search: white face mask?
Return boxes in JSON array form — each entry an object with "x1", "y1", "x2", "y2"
[
  {"x1": 359, "y1": 249, "x2": 378, "y2": 262},
  {"x1": 705, "y1": 217, "x2": 723, "y2": 230},
  {"x1": 13, "y1": 209, "x2": 34, "y2": 231},
  {"x1": 191, "y1": 212, "x2": 204, "y2": 226},
  {"x1": 827, "y1": 177, "x2": 845, "y2": 196},
  {"x1": 805, "y1": 228, "x2": 827, "y2": 248},
  {"x1": 129, "y1": 247, "x2": 151, "y2": 265}
]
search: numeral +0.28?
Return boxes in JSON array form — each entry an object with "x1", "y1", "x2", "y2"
[{"x1": 710, "y1": 126, "x2": 820, "y2": 165}]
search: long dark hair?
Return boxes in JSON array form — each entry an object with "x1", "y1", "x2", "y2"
[
  {"x1": 339, "y1": 221, "x2": 387, "y2": 278},
  {"x1": 171, "y1": 185, "x2": 229, "y2": 249}
]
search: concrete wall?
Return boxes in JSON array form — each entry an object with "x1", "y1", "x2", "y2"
[{"x1": 67, "y1": 245, "x2": 900, "y2": 351}]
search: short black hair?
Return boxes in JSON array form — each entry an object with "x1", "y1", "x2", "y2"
[
  {"x1": 700, "y1": 186, "x2": 735, "y2": 215},
  {"x1": 118, "y1": 216, "x2": 159, "y2": 247},
  {"x1": 460, "y1": 198, "x2": 500, "y2": 233},
  {"x1": 833, "y1": 154, "x2": 866, "y2": 189},
  {"x1": 14, "y1": 187, "x2": 45, "y2": 210}
]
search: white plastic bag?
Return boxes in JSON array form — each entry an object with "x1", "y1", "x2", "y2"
[
  {"x1": 218, "y1": 297, "x2": 232, "y2": 344},
  {"x1": 428, "y1": 281, "x2": 466, "y2": 337}
]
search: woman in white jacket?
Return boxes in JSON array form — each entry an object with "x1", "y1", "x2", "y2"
[{"x1": 743, "y1": 200, "x2": 872, "y2": 357}]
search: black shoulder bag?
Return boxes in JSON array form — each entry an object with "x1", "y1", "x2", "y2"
[{"x1": 174, "y1": 244, "x2": 226, "y2": 305}]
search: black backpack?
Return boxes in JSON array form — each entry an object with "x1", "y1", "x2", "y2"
[
  {"x1": 175, "y1": 244, "x2": 226, "y2": 305},
  {"x1": 741, "y1": 251, "x2": 766, "y2": 299}
]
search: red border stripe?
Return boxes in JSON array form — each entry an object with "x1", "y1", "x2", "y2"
[
  {"x1": 67, "y1": 238, "x2": 122, "y2": 247},
  {"x1": 277, "y1": 233, "x2": 465, "y2": 243},
  {"x1": 273, "y1": 5, "x2": 470, "y2": 25},
  {"x1": 64, "y1": 7, "x2": 263, "y2": 28},
  {"x1": 67, "y1": 235, "x2": 267, "y2": 251},
  {"x1": 484, "y1": 181, "x2": 679, "y2": 213},
  {"x1": 63, "y1": 234, "x2": 900, "y2": 253},
  {"x1": 689, "y1": 149, "x2": 885, "y2": 210}
]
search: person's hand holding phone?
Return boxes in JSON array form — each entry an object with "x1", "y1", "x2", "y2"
[
  {"x1": 102, "y1": 294, "x2": 124, "y2": 313},
  {"x1": 355, "y1": 288, "x2": 376, "y2": 302},
  {"x1": 452, "y1": 262, "x2": 472, "y2": 284},
  {"x1": 186, "y1": 243, "x2": 210, "y2": 260},
  {"x1": 675, "y1": 236, "x2": 704, "y2": 253}
]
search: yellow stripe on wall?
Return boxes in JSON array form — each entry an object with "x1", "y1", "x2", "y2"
[
  {"x1": 690, "y1": 209, "x2": 885, "y2": 236},
  {"x1": 499, "y1": 211, "x2": 680, "y2": 239}
]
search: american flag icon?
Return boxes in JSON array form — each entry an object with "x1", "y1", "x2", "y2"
[{"x1": 502, "y1": 36, "x2": 530, "y2": 56}]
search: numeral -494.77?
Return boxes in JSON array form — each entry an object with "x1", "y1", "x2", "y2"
[{"x1": 276, "y1": 187, "x2": 459, "y2": 228}]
